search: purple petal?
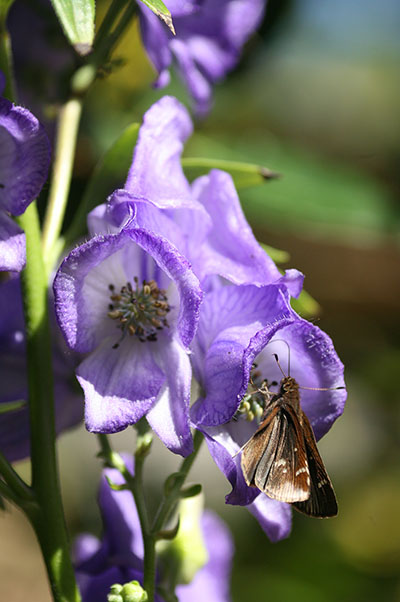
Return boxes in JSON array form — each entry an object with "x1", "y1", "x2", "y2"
[
  {"x1": 146, "y1": 337, "x2": 193, "y2": 456},
  {"x1": 124, "y1": 96, "x2": 193, "y2": 207},
  {"x1": 77, "y1": 337, "x2": 164, "y2": 433},
  {"x1": 138, "y1": 0, "x2": 266, "y2": 114},
  {"x1": 191, "y1": 284, "x2": 296, "y2": 425},
  {"x1": 0, "y1": 96, "x2": 50, "y2": 215},
  {"x1": 0, "y1": 211, "x2": 25, "y2": 271},
  {"x1": 99, "y1": 461, "x2": 144, "y2": 560},
  {"x1": 176, "y1": 511, "x2": 234, "y2": 602},
  {"x1": 201, "y1": 424, "x2": 260, "y2": 506},
  {"x1": 190, "y1": 171, "x2": 287, "y2": 286},
  {"x1": 247, "y1": 495, "x2": 293, "y2": 542}
]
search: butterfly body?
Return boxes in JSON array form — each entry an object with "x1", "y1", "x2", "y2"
[{"x1": 240, "y1": 375, "x2": 338, "y2": 518}]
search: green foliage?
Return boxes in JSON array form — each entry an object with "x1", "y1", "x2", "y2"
[
  {"x1": 138, "y1": 0, "x2": 175, "y2": 34},
  {"x1": 182, "y1": 157, "x2": 279, "y2": 189},
  {"x1": 50, "y1": 0, "x2": 95, "y2": 55}
]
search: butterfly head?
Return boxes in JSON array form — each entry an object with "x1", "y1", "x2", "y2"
[{"x1": 280, "y1": 376, "x2": 299, "y2": 395}]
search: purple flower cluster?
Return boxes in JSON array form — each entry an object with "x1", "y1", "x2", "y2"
[
  {"x1": 75, "y1": 460, "x2": 233, "y2": 602},
  {"x1": 0, "y1": 276, "x2": 83, "y2": 462},
  {"x1": 138, "y1": 0, "x2": 266, "y2": 115},
  {"x1": 0, "y1": 72, "x2": 50, "y2": 272},
  {"x1": 54, "y1": 96, "x2": 346, "y2": 540}
]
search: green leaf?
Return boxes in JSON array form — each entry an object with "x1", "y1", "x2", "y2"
[
  {"x1": 50, "y1": 0, "x2": 95, "y2": 55},
  {"x1": 0, "y1": 0, "x2": 15, "y2": 25},
  {"x1": 182, "y1": 157, "x2": 280, "y2": 190},
  {"x1": 260, "y1": 242, "x2": 290, "y2": 264},
  {"x1": 138, "y1": 0, "x2": 175, "y2": 34},
  {"x1": 0, "y1": 400, "x2": 26, "y2": 415},
  {"x1": 63, "y1": 122, "x2": 140, "y2": 248}
]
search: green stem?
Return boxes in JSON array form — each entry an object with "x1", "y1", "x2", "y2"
[
  {"x1": 0, "y1": 449, "x2": 33, "y2": 502},
  {"x1": 16, "y1": 204, "x2": 81, "y2": 602},
  {"x1": 94, "y1": 0, "x2": 129, "y2": 52},
  {"x1": 98, "y1": 433, "x2": 157, "y2": 600},
  {"x1": 0, "y1": 478, "x2": 21, "y2": 507},
  {"x1": 41, "y1": 98, "x2": 83, "y2": 273},
  {"x1": 152, "y1": 430, "x2": 204, "y2": 535}
]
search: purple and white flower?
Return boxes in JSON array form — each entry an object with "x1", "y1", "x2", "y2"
[
  {"x1": 54, "y1": 226, "x2": 203, "y2": 456},
  {"x1": 190, "y1": 279, "x2": 347, "y2": 540},
  {"x1": 0, "y1": 72, "x2": 50, "y2": 271},
  {"x1": 74, "y1": 460, "x2": 234, "y2": 602},
  {"x1": 138, "y1": 0, "x2": 266, "y2": 115}
]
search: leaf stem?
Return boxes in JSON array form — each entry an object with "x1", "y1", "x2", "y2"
[
  {"x1": 41, "y1": 97, "x2": 83, "y2": 273},
  {"x1": 152, "y1": 430, "x2": 203, "y2": 535}
]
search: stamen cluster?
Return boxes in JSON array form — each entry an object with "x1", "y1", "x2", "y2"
[
  {"x1": 108, "y1": 277, "x2": 170, "y2": 346},
  {"x1": 236, "y1": 369, "x2": 277, "y2": 422}
]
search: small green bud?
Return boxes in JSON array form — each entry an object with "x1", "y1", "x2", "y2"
[{"x1": 107, "y1": 581, "x2": 148, "y2": 602}]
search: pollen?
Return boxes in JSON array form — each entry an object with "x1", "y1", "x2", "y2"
[{"x1": 107, "y1": 277, "x2": 170, "y2": 346}]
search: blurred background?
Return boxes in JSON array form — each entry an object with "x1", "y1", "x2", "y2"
[{"x1": 2, "y1": 0, "x2": 400, "y2": 600}]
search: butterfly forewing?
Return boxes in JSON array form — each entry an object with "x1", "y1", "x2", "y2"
[
  {"x1": 292, "y1": 410, "x2": 338, "y2": 518},
  {"x1": 241, "y1": 399, "x2": 310, "y2": 503}
]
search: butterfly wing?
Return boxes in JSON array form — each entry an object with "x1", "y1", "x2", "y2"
[
  {"x1": 292, "y1": 410, "x2": 338, "y2": 518},
  {"x1": 241, "y1": 402, "x2": 310, "y2": 503}
]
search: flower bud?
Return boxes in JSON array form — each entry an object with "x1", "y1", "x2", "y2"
[{"x1": 107, "y1": 580, "x2": 148, "y2": 602}]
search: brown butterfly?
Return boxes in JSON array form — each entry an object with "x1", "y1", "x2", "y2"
[{"x1": 240, "y1": 356, "x2": 340, "y2": 518}]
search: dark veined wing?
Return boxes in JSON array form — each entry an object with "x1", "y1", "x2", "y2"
[
  {"x1": 292, "y1": 410, "x2": 338, "y2": 518},
  {"x1": 241, "y1": 402, "x2": 310, "y2": 503}
]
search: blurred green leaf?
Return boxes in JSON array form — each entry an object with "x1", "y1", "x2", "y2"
[
  {"x1": 50, "y1": 0, "x2": 95, "y2": 55},
  {"x1": 63, "y1": 122, "x2": 140, "y2": 247},
  {"x1": 291, "y1": 289, "x2": 321, "y2": 318},
  {"x1": 260, "y1": 242, "x2": 290, "y2": 264},
  {"x1": 182, "y1": 157, "x2": 280, "y2": 190},
  {"x1": 0, "y1": 400, "x2": 26, "y2": 415},
  {"x1": 138, "y1": 0, "x2": 175, "y2": 34},
  {"x1": 0, "y1": 0, "x2": 14, "y2": 24},
  {"x1": 185, "y1": 134, "x2": 398, "y2": 243}
]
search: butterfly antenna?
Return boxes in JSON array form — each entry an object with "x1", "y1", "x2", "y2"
[
  {"x1": 268, "y1": 338, "x2": 291, "y2": 375},
  {"x1": 273, "y1": 353, "x2": 287, "y2": 378},
  {"x1": 299, "y1": 385, "x2": 346, "y2": 392}
]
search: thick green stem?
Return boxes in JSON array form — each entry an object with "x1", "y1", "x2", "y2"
[
  {"x1": 152, "y1": 430, "x2": 204, "y2": 535},
  {"x1": 42, "y1": 98, "x2": 83, "y2": 273},
  {"x1": 16, "y1": 204, "x2": 81, "y2": 602}
]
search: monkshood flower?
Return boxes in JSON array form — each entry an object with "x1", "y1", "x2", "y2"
[
  {"x1": 0, "y1": 277, "x2": 82, "y2": 462},
  {"x1": 96, "y1": 95, "x2": 303, "y2": 295},
  {"x1": 0, "y1": 71, "x2": 50, "y2": 271},
  {"x1": 74, "y1": 461, "x2": 234, "y2": 601},
  {"x1": 190, "y1": 280, "x2": 347, "y2": 541},
  {"x1": 138, "y1": 0, "x2": 266, "y2": 115},
  {"x1": 53, "y1": 225, "x2": 203, "y2": 456}
]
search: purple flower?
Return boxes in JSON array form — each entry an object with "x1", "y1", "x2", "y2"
[
  {"x1": 74, "y1": 460, "x2": 234, "y2": 602},
  {"x1": 97, "y1": 96, "x2": 302, "y2": 293},
  {"x1": 53, "y1": 227, "x2": 203, "y2": 456},
  {"x1": 138, "y1": 0, "x2": 266, "y2": 114},
  {"x1": 190, "y1": 280, "x2": 347, "y2": 540},
  {"x1": 0, "y1": 277, "x2": 82, "y2": 462},
  {"x1": 0, "y1": 73, "x2": 50, "y2": 271}
]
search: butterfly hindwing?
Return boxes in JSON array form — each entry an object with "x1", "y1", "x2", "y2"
[
  {"x1": 260, "y1": 404, "x2": 309, "y2": 502},
  {"x1": 292, "y1": 410, "x2": 338, "y2": 518}
]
